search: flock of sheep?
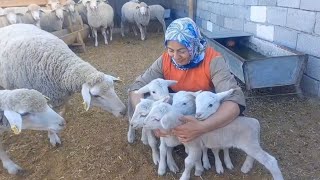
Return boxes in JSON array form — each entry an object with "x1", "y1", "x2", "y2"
[
  {"x1": 0, "y1": 0, "x2": 166, "y2": 47},
  {"x1": 0, "y1": 1, "x2": 284, "y2": 180}
]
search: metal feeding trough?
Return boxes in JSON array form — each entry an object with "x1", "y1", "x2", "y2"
[{"x1": 201, "y1": 29, "x2": 307, "y2": 94}]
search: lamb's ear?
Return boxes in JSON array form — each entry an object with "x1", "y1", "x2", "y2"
[
  {"x1": 216, "y1": 89, "x2": 234, "y2": 101},
  {"x1": 81, "y1": 83, "x2": 91, "y2": 111},
  {"x1": 159, "y1": 96, "x2": 170, "y2": 103},
  {"x1": 165, "y1": 80, "x2": 178, "y2": 87},
  {"x1": 135, "y1": 84, "x2": 150, "y2": 94},
  {"x1": 4, "y1": 110, "x2": 22, "y2": 135},
  {"x1": 190, "y1": 90, "x2": 202, "y2": 97}
]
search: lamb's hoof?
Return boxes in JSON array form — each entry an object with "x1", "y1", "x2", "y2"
[
  {"x1": 3, "y1": 161, "x2": 23, "y2": 175},
  {"x1": 94, "y1": 43, "x2": 98, "y2": 47},
  {"x1": 194, "y1": 169, "x2": 203, "y2": 176},
  {"x1": 104, "y1": 41, "x2": 108, "y2": 45},
  {"x1": 141, "y1": 137, "x2": 148, "y2": 145},
  {"x1": 127, "y1": 132, "x2": 135, "y2": 144},
  {"x1": 241, "y1": 163, "x2": 253, "y2": 173},
  {"x1": 152, "y1": 153, "x2": 160, "y2": 165},
  {"x1": 158, "y1": 167, "x2": 166, "y2": 176},
  {"x1": 168, "y1": 162, "x2": 179, "y2": 173},
  {"x1": 203, "y1": 160, "x2": 211, "y2": 170},
  {"x1": 49, "y1": 133, "x2": 61, "y2": 146},
  {"x1": 216, "y1": 165, "x2": 224, "y2": 174},
  {"x1": 226, "y1": 162, "x2": 234, "y2": 170}
]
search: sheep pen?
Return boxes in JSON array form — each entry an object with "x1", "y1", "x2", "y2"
[{"x1": 0, "y1": 32, "x2": 319, "y2": 180}]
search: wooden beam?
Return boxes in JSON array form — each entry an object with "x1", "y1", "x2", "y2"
[
  {"x1": 0, "y1": 0, "x2": 66, "y2": 7},
  {"x1": 188, "y1": 0, "x2": 194, "y2": 20}
]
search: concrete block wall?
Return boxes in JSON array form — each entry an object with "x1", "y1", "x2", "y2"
[{"x1": 168, "y1": 0, "x2": 320, "y2": 97}]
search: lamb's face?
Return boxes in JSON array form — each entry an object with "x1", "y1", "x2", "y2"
[
  {"x1": 2, "y1": 89, "x2": 65, "y2": 134},
  {"x1": 138, "y1": 3, "x2": 149, "y2": 16},
  {"x1": 54, "y1": 6, "x2": 64, "y2": 20},
  {"x1": 31, "y1": 10, "x2": 40, "y2": 21},
  {"x1": 89, "y1": 0, "x2": 98, "y2": 9},
  {"x1": 195, "y1": 91, "x2": 221, "y2": 120},
  {"x1": 143, "y1": 102, "x2": 170, "y2": 129},
  {"x1": 135, "y1": 78, "x2": 177, "y2": 100},
  {"x1": 81, "y1": 75, "x2": 126, "y2": 118},
  {"x1": 172, "y1": 91, "x2": 196, "y2": 115},
  {"x1": 160, "y1": 111, "x2": 183, "y2": 130},
  {"x1": 5, "y1": 10, "x2": 17, "y2": 24},
  {"x1": 130, "y1": 99, "x2": 153, "y2": 129}
]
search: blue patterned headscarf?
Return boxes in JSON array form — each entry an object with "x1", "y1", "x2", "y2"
[{"x1": 165, "y1": 17, "x2": 207, "y2": 70}]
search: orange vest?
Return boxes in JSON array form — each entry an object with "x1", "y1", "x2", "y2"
[{"x1": 162, "y1": 47, "x2": 221, "y2": 92}]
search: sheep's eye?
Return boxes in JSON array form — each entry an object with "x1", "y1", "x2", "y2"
[
  {"x1": 208, "y1": 104, "x2": 213, "y2": 108},
  {"x1": 182, "y1": 103, "x2": 187, "y2": 105},
  {"x1": 151, "y1": 91, "x2": 156, "y2": 94},
  {"x1": 92, "y1": 95, "x2": 100, "y2": 98},
  {"x1": 20, "y1": 112, "x2": 30, "y2": 116}
]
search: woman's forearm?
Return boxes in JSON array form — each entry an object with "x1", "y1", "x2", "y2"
[
  {"x1": 201, "y1": 101, "x2": 240, "y2": 133},
  {"x1": 129, "y1": 91, "x2": 144, "y2": 110}
]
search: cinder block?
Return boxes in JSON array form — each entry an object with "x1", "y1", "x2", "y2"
[
  {"x1": 286, "y1": 9, "x2": 316, "y2": 33},
  {"x1": 306, "y1": 56, "x2": 320, "y2": 80},
  {"x1": 234, "y1": 0, "x2": 245, "y2": 5},
  {"x1": 224, "y1": 17, "x2": 244, "y2": 31},
  {"x1": 301, "y1": 75, "x2": 320, "y2": 97},
  {"x1": 250, "y1": 6, "x2": 267, "y2": 23},
  {"x1": 277, "y1": 0, "x2": 300, "y2": 8},
  {"x1": 297, "y1": 33, "x2": 320, "y2": 57},
  {"x1": 244, "y1": 21, "x2": 257, "y2": 35},
  {"x1": 267, "y1": 7, "x2": 287, "y2": 26},
  {"x1": 259, "y1": 0, "x2": 276, "y2": 6},
  {"x1": 300, "y1": 0, "x2": 320, "y2": 11},
  {"x1": 314, "y1": 13, "x2": 320, "y2": 36},
  {"x1": 274, "y1": 26, "x2": 298, "y2": 49},
  {"x1": 245, "y1": 0, "x2": 259, "y2": 5},
  {"x1": 256, "y1": 24, "x2": 274, "y2": 41}
]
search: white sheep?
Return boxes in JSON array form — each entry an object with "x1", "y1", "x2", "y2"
[
  {"x1": 128, "y1": 78, "x2": 176, "y2": 165},
  {"x1": 121, "y1": 1, "x2": 150, "y2": 41},
  {"x1": 82, "y1": 0, "x2": 114, "y2": 47},
  {"x1": 39, "y1": 4, "x2": 64, "y2": 32},
  {"x1": 0, "y1": 89, "x2": 65, "y2": 175},
  {"x1": 16, "y1": 4, "x2": 41, "y2": 28},
  {"x1": 0, "y1": 24, "x2": 126, "y2": 145},
  {"x1": 149, "y1": 5, "x2": 166, "y2": 33},
  {"x1": 170, "y1": 90, "x2": 284, "y2": 180},
  {"x1": 62, "y1": 0, "x2": 83, "y2": 29},
  {"x1": 142, "y1": 94, "x2": 206, "y2": 177},
  {"x1": 0, "y1": 8, "x2": 18, "y2": 28}
]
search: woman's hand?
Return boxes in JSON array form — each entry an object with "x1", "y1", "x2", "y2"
[
  {"x1": 153, "y1": 129, "x2": 172, "y2": 137},
  {"x1": 172, "y1": 115, "x2": 206, "y2": 143}
]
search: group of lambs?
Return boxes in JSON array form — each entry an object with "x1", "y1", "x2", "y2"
[
  {"x1": 128, "y1": 78, "x2": 284, "y2": 180},
  {"x1": 0, "y1": 0, "x2": 166, "y2": 47}
]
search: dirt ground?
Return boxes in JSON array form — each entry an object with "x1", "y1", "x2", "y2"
[{"x1": 1, "y1": 32, "x2": 320, "y2": 180}]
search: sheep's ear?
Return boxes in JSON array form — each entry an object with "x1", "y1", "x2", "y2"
[
  {"x1": 191, "y1": 90, "x2": 202, "y2": 97},
  {"x1": 135, "y1": 84, "x2": 149, "y2": 94},
  {"x1": 81, "y1": 83, "x2": 91, "y2": 111},
  {"x1": 4, "y1": 110, "x2": 22, "y2": 135},
  {"x1": 216, "y1": 89, "x2": 234, "y2": 101},
  {"x1": 165, "y1": 80, "x2": 178, "y2": 87},
  {"x1": 159, "y1": 96, "x2": 170, "y2": 103},
  {"x1": 104, "y1": 74, "x2": 122, "y2": 83}
]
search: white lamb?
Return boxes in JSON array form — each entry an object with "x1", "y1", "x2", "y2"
[
  {"x1": 173, "y1": 90, "x2": 284, "y2": 180},
  {"x1": 149, "y1": 5, "x2": 166, "y2": 33},
  {"x1": 0, "y1": 24, "x2": 126, "y2": 144},
  {"x1": 82, "y1": 0, "x2": 114, "y2": 47},
  {"x1": 0, "y1": 89, "x2": 65, "y2": 175},
  {"x1": 39, "y1": 4, "x2": 64, "y2": 32},
  {"x1": 121, "y1": 1, "x2": 150, "y2": 41},
  {"x1": 128, "y1": 78, "x2": 177, "y2": 165},
  {"x1": 16, "y1": 4, "x2": 41, "y2": 28}
]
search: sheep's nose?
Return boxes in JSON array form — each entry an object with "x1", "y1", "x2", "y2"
[
  {"x1": 120, "y1": 109, "x2": 126, "y2": 116},
  {"x1": 195, "y1": 113, "x2": 202, "y2": 119},
  {"x1": 59, "y1": 119, "x2": 66, "y2": 127}
]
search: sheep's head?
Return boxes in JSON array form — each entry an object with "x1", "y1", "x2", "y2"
[
  {"x1": 64, "y1": 0, "x2": 76, "y2": 12},
  {"x1": 81, "y1": 74, "x2": 126, "y2": 118},
  {"x1": 194, "y1": 89, "x2": 234, "y2": 120},
  {"x1": 135, "y1": 78, "x2": 177, "y2": 100},
  {"x1": 1, "y1": 89, "x2": 65, "y2": 134},
  {"x1": 172, "y1": 91, "x2": 199, "y2": 115},
  {"x1": 27, "y1": 4, "x2": 41, "y2": 21},
  {"x1": 143, "y1": 98, "x2": 171, "y2": 129},
  {"x1": 48, "y1": 0, "x2": 61, "y2": 10},
  {"x1": 3, "y1": 8, "x2": 17, "y2": 24},
  {"x1": 160, "y1": 111, "x2": 184, "y2": 130},
  {"x1": 53, "y1": 4, "x2": 64, "y2": 20},
  {"x1": 136, "y1": 2, "x2": 149, "y2": 16},
  {"x1": 130, "y1": 98, "x2": 154, "y2": 129}
]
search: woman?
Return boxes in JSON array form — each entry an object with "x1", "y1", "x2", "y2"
[{"x1": 128, "y1": 17, "x2": 245, "y2": 143}]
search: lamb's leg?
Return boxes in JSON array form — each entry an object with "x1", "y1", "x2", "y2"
[
  {"x1": 166, "y1": 146, "x2": 179, "y2": 173},
  {"x1": 241, "y1": 155, "x2": 255, "y2": 173},
  {"x1": 0, "y1": 138, "x2": 22, "y2": 174},
  {"x1": 109, "y1": 26, "x2": 113, "y2": 41},
  {"x1": 180, "y1": 147, "x2": 202, "y2": 180},
  {"x1": 158, "y1": 140, "x2": 167, "y2": 175},
  {"x1": 121, "y1": 19, "x2": 125, "y2": 37},
  {"x1": 202, "y1": 147, "x2": 211, "y2": 170},
  {"x1": 48, "y1": 131, "x2": 61, "y2": 146},
  {"x1": 212, "y1": 148, "x2": 224, "y2": 174},
  {"x1": 93, "y1": 28, "x2": 98, "y2": 47},
  {"x1": 140, "y1": 127, "x2": 148, "y2": 145},
  {"x1": 223, "y1": 148, "x2": 234, "y2": 170},
  {"x1": 127, "y1": 123, "x2": 135, "y2": 143},
  {"x1": 146, "y1": 129, "x2": 159, "y2": 165},
  {"x1": 132, "y1": 25, "x2": 138, "y2": 36},
  {"x1": 243, "y1": 145, "x2": 284, "y2": 180},
  {"x1": 137, "y1": 24, "x2": 145, "y2": 41},
  {"x1": 158, "y1": 17, "x2": 166, "y2": 33},
  {"x1": 101, "y1": 27, "x2": 108, "y2": 45}
]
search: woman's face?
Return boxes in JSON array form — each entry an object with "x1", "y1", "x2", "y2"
[{"x1": 167, "y1": 41, "x2": 191, "y2": 65}]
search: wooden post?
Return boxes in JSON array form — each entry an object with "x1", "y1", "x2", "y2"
[{"x1": 188, "y1": 0, "x2": 194, "y2": 20}]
